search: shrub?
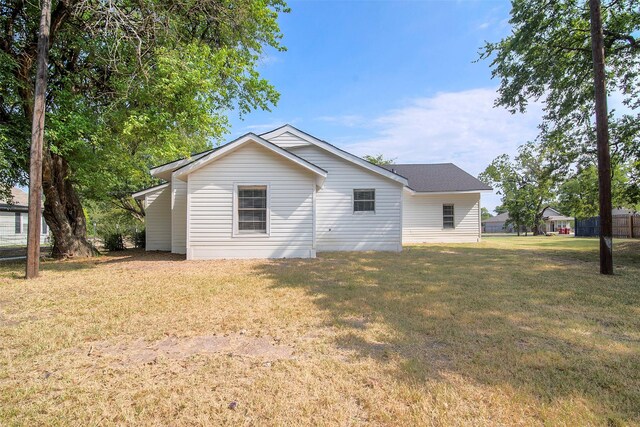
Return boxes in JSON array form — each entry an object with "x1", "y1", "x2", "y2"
[
  {"x1": 103, "y1": 232, "x2": 126, "y2": 251},
  {"x1": 133, "y1": 229, "x2": 146, "y2": 249}
]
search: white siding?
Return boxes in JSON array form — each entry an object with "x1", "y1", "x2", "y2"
[
  {"x1": 186, "y1": 142, "x2": 316, "y2": 259},
  {"x1": 145, "y1": 186, "x2": 172, "y2": 251},
  {"x1": 267, "y1": 131, "x2": 311, "y2": 148},
  {"x1": 287, "y1": 145, "x2": 403, "y2": 252},
  {"x1": 171, "y1": 176, "x2": 187, "y2": 254},
  {"x1": 0, "y1": 211, "x2": 48, "y2": 246},
  {"x1": 402, "y1": 192, "x2": 481, "y2": 243}
]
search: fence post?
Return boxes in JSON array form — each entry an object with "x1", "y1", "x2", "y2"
[{"x1": 630, "y1": 215, "x2": 634, "y2": 239}]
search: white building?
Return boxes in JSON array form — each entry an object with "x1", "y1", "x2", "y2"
[
  {"x1": 133, "y1": 125, "x2": 491, "y2": 259},
  {"x1": 0, "y1": 188, "x2": 49, "y2": 246}
]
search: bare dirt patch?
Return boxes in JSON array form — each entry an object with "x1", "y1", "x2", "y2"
[{"x1": 86, "y1": 333, "x2": 295, "y2": 366}]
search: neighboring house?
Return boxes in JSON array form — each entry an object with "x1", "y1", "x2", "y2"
[
  {"x1": 482, "y1": 207, "x2": 573, "y2": 233},
  {"x1": 0, "y1": 188, "x2": 49, "y2": 246},
  {"x1": 542, "y1": 207, "x2": 573, "y2": 233},
  {"x1": 482, "y1": 212, "x2": 514, "y2": 233},
  {"x1": 133, "y1": 125, "x2": 491, "y2": 260}
]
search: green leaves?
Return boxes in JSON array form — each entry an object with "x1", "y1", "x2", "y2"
[
  {"x1": 0, "y1": 0, "x2": 288, "y2": 217},
  {"x1": 480, "y1": 0, "x2": 640, "y2": 209}
]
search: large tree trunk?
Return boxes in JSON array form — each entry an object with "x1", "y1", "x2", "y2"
[{"x1": 42, "y1": 150, "x2": 97, "y2": 258}]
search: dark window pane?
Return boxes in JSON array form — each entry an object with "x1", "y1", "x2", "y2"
[
  {"x1": 354, "y1": 190, "x2": 374, "y2": 201},
  {"x1": 238, "y1": 186, "x2": 267, "y2": 232},
  {"x1": 443, "y1": 205, "x2": 454, "y2": 229},
  {"x1": 354, "y1": 189, "x2": 375, "y2": 212},
  {"x1": 15, "y1": 213, "x2": 21, "y2": 234}
]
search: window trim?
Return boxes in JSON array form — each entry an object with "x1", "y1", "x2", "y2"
[
  {"x1": 353, "y1": 188, "x2": 376, "y2": 215},
  {"x1": 232, "y1": 183, "x2": 271, "y2": 237},
  {"x1": 443, "y1": 204, "x2": 455, "y2": 229}
]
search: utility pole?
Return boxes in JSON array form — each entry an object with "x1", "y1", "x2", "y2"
[
  {"x1": 26, "y1": 0, "x2": 52, "y2": 279},
  {"x1": 589, "y1": 0, "x2": 614, "y2": 275}
]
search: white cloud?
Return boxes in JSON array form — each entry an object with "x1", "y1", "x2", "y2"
[{"x1": 340, "y1": 88, "x2": 544, "y2": 212}]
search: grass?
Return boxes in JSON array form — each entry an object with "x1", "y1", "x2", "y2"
[{"x1": 1, "y1": 236, "x2": 639, "y2": 425}]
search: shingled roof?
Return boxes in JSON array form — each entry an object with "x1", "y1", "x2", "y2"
[
  {"x1": 0, "y1": 187, "x2": 30, "y2": 212},
  {"x1": 382, "y1": 163, "x2": 492, "y2": 193}
]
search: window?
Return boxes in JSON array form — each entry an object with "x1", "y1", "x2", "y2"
[
  {"x1": 42, "y1": 217, "x2": 48, "y2": 235},
  {"x1": 14, "y1": 212, "x2": 21, "y2": 234},
  {"x1": 443, "y1": 204, "x2": 455, "y2": 229},
  {"x1": 354, "y1": 189, "x2": 375, "y2": 213},
  {"x1": 237, "y1": 186, "x2": 268, "y2": 233}
]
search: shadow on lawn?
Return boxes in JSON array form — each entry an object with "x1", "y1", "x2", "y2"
[
  {"x1": 0, "y1": 249, "x2": 185, "y2": 278},
  {"x1": 255, "y1": 243, "x2": 640, "y2": 423}
]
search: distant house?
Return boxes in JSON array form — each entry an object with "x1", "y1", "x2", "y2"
[
  {"x1": 541, "y1": 207, "x2": 573, "y2": 233},
  {"x1": 133, "y1": 125, "x2": 491, "y2": 259},
  {"x1": 0, "y1": 188, "x2": 49, "y2": 246},
  {"x1": 482, "y1": 207, "x2": 573, "y2": 234},
  {"x1": 482, "y1": 212, "x2": 514, "y2": 233}
]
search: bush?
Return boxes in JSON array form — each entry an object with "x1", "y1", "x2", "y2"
[
  {"x1": 133, "y1": 229, "x2": 145, "y2": 249},
  {"x1": 103, "y1": 232, "x2": 125, "y2": 251}
]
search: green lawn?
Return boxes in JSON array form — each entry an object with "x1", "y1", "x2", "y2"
[{"x1": 1, "y1": 237, "x2": 639, "y2": 425}]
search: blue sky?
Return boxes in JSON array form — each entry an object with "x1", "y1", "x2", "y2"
[{"x1": 228, "y1": 0, "x2": 545, "y2": 213}]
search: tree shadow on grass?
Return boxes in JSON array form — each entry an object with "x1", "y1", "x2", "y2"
[
  {"x1": 0, "y1": 249, "x2": 185, "y2": 278},
  {"x1": 254, "y1": 244, "x2": 640, "y2": 423}
]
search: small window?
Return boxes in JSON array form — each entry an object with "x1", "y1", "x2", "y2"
[
  {"x1": 354, "y1": 189, "x2": 375, "y2": 213},
  {"x1": 443, "y1": 204, "x2": 455, "y2": 229},
  {"x1": 15, "y1": 212, "x2": 22, "y2": 234},
  {"x1": 237, "y1": 186, "x2": 267, "y2": 233}
]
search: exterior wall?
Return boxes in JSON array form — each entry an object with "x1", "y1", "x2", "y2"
[
  {"x1": 286, "y1": 145, "x2": 403, "y2": 252},
  {"x1": 266, "y1": 131, "x2": 310, "y2": 148},
  {"x1": 403, "y1": 192, "x2": 481, "y2": 243},
  {"x1": 145, "y1": 186, "x2": 172, "y2": 251},
  {"x1": 186, "y1": 142, "x2": 316, "y2": 259},
  {"x1": 171, "y1": 176, "x2": 187, "y2": 254},
  {"x1": 0, "y1": 211, "x2": 49, "y2": 246}
]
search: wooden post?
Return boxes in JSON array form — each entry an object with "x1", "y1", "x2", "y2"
[
  {"x1": 629, "y1": 215, "x2": 634, "y2": 239},
  {"x1": 25, "y1": 0, "x2": 52, "y2": 279},
  {"x1": 589, "y1": 0, "x2": 613, "y2": 274}
]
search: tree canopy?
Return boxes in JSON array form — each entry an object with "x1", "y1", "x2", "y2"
[
  {"x1": 0, "y1": 0, "x2": 289, "y2": 256},
  {"x1": 479, "y1": 0, "x2": 640, "y2": 204},
  {"x1": 480, "y1": 142, "x2": 565, "y2": 234}
]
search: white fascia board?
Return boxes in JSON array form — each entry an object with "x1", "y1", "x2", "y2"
[
  {"x1": 132, "y1": 183, "x2": 170, "y2": 200},
  {"x1": 149, "y1": 150, "x2": 213, "y2": 179},
  {"x1": 173, "y1": 133, "x2": 328, "y2": 184},
  {"x1": 261, "y1": 125, "x2": 409, "y2": 186},
  {"x1": 404, "y1": 188, "x2": 492, "y2": 196}
]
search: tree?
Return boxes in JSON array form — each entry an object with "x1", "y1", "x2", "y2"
[
  {"x1": 558, "y1": 163, "x2": 635, "y2": 218},
  {"x1": 481, "y1": 207, "x2": 493, "y2": 221},
  {"x1": 363, "y1": 154, "x2": 396, "y2": 166},
  {"x1": 0, "y1": 0, "x2": 288, "y2": 257},
  {"x1": 480, "y1": 0, "x2": 639, "y2": 273},
  {"x1": 480, "y1": 142, "x2": 564, "y2": 235}
]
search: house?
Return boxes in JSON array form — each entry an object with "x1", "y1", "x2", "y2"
[
  {"x1": 133, "y1": 125, "x2": 491, "y2": 260},
  {"x1": 482, "y1": 212, "x2": 514, "y2": 233},
  {"x1": 0, "y1": 188, "x2": 49, "y2": 246},
  {"x1": 481, "y1": 207, "x2": 573, "y2": 234},
  {"x1": 542, "y1": 207, "x2": 573, "y2": 233}
]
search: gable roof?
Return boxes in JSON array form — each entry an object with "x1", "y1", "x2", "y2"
[
  {"x1": 0, "y1": 187, "x2": 30, "y2": 212},
  {"x1": 172, "y1": 133, "x2": 328, "y2": 185},
  {"x1": 261, "y1": 124, "x2": 409, "y2": 186},
  {"x1": 382, "y1": 163, "x2": 492, "y2": 193},
  {"x1": 132, "y1": 183, "x2": 170, "y2": 200},
  {"x1": 482, "y1": 212, "x2": 509, "y2": 223},
  {"x1": 150, "y1": 149, "x2": 215, "y2": 180}
]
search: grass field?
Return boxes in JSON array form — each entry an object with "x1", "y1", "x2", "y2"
[{"x1": 1, "y1": 237, "x2": 639, "y2": 425}]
